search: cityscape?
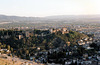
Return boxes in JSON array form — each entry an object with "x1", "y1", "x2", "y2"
[
  {"x1": 0, "y1": 21, "x2": 100, "y2": 65},
  {"x1": 0, "y1": 0, "x2": 100, "y2": 65}
]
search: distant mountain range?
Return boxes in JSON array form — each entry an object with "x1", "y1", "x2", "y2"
[
  {"x1": 0, "y1": 15, "x2": 40, "y2": 23},
  {"x1": 0, "y1": 14, "x2": 100, "y2": 24}
]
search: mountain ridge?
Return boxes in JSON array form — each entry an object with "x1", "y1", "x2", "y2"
[{"x1": 0, "y1": 14, "x2": 100, "y2": 23}]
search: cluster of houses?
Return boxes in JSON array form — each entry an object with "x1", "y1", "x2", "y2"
[
  {"x1": 49, "y1": 27, "x2": 69, "y2": 34},
  {"x1": 30, "y1": 35, "x2": 100, "y2": 65},
  {"x1": 0, "y1": 49, "x2": 10, "y2": 55},
  {"x1": 32, "y1": 45, "x2": 100, "y2": 65},
  {"x1": 1, "y1": 27, "x2": 100, "y2": 65},
  {"x1": 0, "y1": 27, "x2": 69, "y2": 40},
  {"x1": 0, "y1": 49, "x2": 9, "y2": 53},
  {"x1": 77, "y1": 37, "x2": 93, "y2": 49},
  {"x1": 0, "y1": 31, "x2": 33, "y2": 40}
]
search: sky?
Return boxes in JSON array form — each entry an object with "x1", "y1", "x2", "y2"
[{"x1": 0, "y1": 0, "x2": 100, "y2": 17}]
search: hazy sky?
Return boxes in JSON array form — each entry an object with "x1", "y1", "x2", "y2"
[{"x1": 0, "y1": 0, "x2": 100, "y2": 17}]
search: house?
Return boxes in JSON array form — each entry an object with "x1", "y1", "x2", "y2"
[
  {"x1": 89, "y1": 37, "x2": 93, "y2": 41},
  {"x1": 86, "y1": 47, "x2": 94, "y2": 50},
  {"x1": 61, "y1": 27, "x2": 69, "y2": 34},
  {"x1": 49, "y1": 28, "x2": 53, "y2": 33},
  {"x1": 82, "y1": 60, "x2": 92, "y2": 65},
  {"x1": 78, "y1": 42, "x2": 85, "y2": 45},
  {"x1": 68, "y1": 51, "x2": 72, "y2": 55},
  {"x1": 66, "y1": 42, "x2": 70, "y2": 46},
  {"x1": 84, "y1": 37, "x2": 88, "y2": 41},
  {"x1": 1, "y1": 35, "x2": 10, "y2": 39},
  {"x1": 98, "y1": 51, "x2": 100, "y2": 53},
  {"x1": 82, "y1": 44, "x2": 89, "y2": 49},
  {"x1": 98, "y1": 61, "x2": 100, "y2": 65},
  {"x1": 18, "y1": 35, "x2": 23, "y2": 39},
  {"x1": 37, "y1": 47, "x2": 40, "y2": 50},
  {"x1": 0, "y1": 49, "x2": 9, "y2": 52},
  {"x1": 30, "y1": 56, "x2": 35, "y2": 61},
  {"x1": 66, "y1": 52, "x2": 68, "y2": 55},
  {"x1": 65, "y1": 60, "x2": 72, "y2": 65},
  {"x1": 88, "y1": 56, "x2": 92, "y2": 59},
  {"x1": 97, "y1": 55, "x2": 100, "y2": 60},
  {"x1": 83, "y1": 53, "x2": 88, "y2": 58},
  {"x1": 72, "y1": 59, "x2": 77, "y2": 63},
  {"x1": 77, "y1": 39, "x2": 88, "y2": 45},
  {"x1": 47, "y1": 63, "x2": 61, "y2": 65}
]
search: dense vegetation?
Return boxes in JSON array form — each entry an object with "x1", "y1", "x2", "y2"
[{"x1": 0, "y1": 29, "x2": 87, "y2": 59}]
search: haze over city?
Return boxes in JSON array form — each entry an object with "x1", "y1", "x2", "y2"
[{"x1": 0, "y1": 0, "x2": 100, "y2": 17}]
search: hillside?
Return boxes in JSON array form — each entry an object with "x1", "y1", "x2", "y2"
[{"x1": 0, "y1": 54, "x2": 43, "y2": 65}]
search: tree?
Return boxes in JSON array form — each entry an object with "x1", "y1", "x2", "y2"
[
  {"x1": 7, "y1": 45, "x2": 10, "y2": 50},
  {"x1": 0, "y1": 42, "x2": 1, "y2": 49},
  {"x1": 11, "y1": 48, "x2": 13, "y2": 52},
  {"x1": 26, "y1": 50, "x2": 29, "y2": 55},
  {"x1": 43, "y1": 39, "x2": 47, "y2": 44},
  {"x1": 3, "y1": 44, "x2": 6, "y2": 48},
  {"x1": 0, "y1": 42, "x2": 1, "y2": 45},
  {"x1": 23, "y1": 38, "x2": 26, "y2": 44},
  {"x1": 77, "y1": 46, "x2": 85, "y2": 56}
]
